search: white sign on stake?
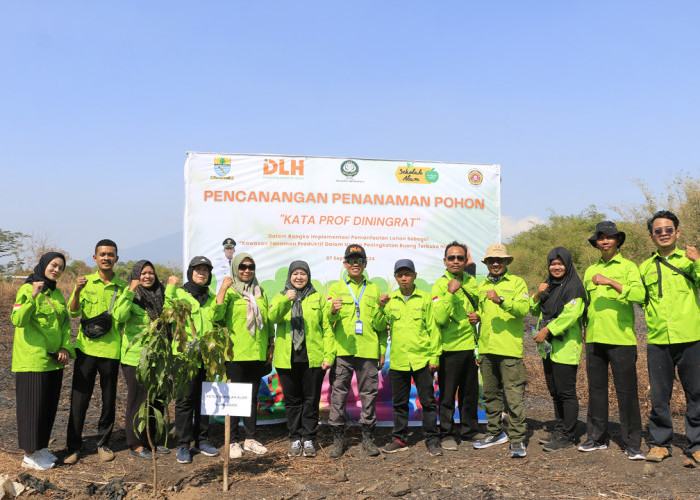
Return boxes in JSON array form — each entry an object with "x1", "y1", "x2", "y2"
[{"x1": 201, "y1": 382, "x2": 253, "y2": 417}]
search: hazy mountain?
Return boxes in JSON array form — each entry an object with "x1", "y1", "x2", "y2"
[{"x1": 80, "y1": 231, "x2": 183, "y2": 265}]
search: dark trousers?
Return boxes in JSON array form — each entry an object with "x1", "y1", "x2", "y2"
[
  {"x1": 329, "y1": 356, "x2": 379, "y2": 427},
  {"x1": 16, "y1": 370, "x2": 63, "y2": 452},
  {"x1": 542, "y1": 357, "x2": 579, "y2": 441},
  {"x1": 389, "y1": 366, "x2": 440, "y2": 446},
  {"x1": 277, "y1": 363, "x2": 324, "y2": 441},
  {"x1": 66, "y1": 349, "x2": 119, "y2": 451},
  {"x1": 585, "y1": 342, "x2": 642, "y2": 450},
  {"x1": 647, "y1": 340, "x2": 700, "y2": 453},
  {"x1": 225, "y1": 360, "x2": 267, "y2": 440},
  {"x1": 121, "y1": 364, "x2": 164, "y2": 448},
  {"x1": 438, "y1": 349, "x2": 480, "y2": 439},
  {"x1": 174, "y1": 366, "x2": 209, "y2": 447}
]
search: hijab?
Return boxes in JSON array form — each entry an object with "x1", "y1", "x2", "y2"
[
  {"x1": 25, "y1": 252, "x2": 66, "y2": 292},
  {"x1": 281, "y1": 261, "x2": 316, "y2": 351},
  {"x1": 230, "y1": 253, "x2": 263, "y2": 336},
  {"x1": 130, "y1": 260, "x2": 165, "y2": 321},
  {"x1": 183, "y1": 257, "x2": 212, "y2": 306},
  {"x1": 539, "y1": 247, "x2": 587, "y2": 322}
]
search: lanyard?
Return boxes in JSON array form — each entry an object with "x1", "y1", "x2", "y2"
[{"x1": 344, "y1": 279, "x2": 366, "y2": 320}]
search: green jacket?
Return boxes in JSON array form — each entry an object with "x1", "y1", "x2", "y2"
[
  {"x1": 640, "y1": 247, "x2": 700, "y2": 345},
  {"x1": 11, "y1": 284, "x2": 76, "y2": 372},
  {"x1": 113, "y1": 289, "x2": 152, "y2": 367},
  {"x1": 165, "y1": 284, "x2": 217, "y2": 356},
  {"x1": 69, "y1": 272, "x2": 126, "y2": 359},
  {"x1": 477, "y1": 272, "x2": 529, "y2": 358},
  {"x1": 383, "y1": 288, "x2": 441, "y2": 371},
  {"x1": 530, "y1": 297, "x2": 584, "y2": 365},
  {"x1": 583, "y1": 253, "x2": 645, "y2": 345},
  {"x1": 212, "y1": 287, "x2": 271, "y2": 362},
  {"x1": 325, "y1": 278, "x2": 388, "y2": 360},
  {"x1": 268, "y1": 291, "x2": 336, "y2": 369},
  {"x1": 431, "y1": 270, "x2": 479, "y2": 351}
]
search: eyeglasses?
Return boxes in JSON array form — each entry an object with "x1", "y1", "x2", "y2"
[
  {"x1": 446, "y1": 255, "x2": 466, "y2": 262},
  {"x1": 345, "y1": 258, "x2": 366, "y2": 266},
  {"x1": 238, "y1": 264, "x2": 256, "y2": 271},
  {"x1": 653, "y1": 227, "x2": 675, "y2": 236}
]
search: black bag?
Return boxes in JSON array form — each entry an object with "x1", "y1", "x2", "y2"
[{"x1": 80, "y1": 288, "x2": 118, "y2": 339}]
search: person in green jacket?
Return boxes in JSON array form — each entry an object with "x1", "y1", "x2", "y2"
[
  {"x1": 269, "y1": 261, "x2": 335, "y2": 458},
  {"x1": 65, "y1": 239, "x2": 126, "y2": 465},
  {"x1": 214, "y1": 252, "x2": 272, "y2": 458},
  {"x1": 639, "y1": 210, "x2": 700, "y2": 464},
  {"x1": 381, "y1": 259, "x2": 443, "y2": 456},
  {"x1": 11, "y1": 252, "x2": 75, "y2": 471},
  {"x1": 530, "y1": 247, "x2": 586, "y2": 452},
  {"x1": 579, "y1": 221, "x2": 646, "y2": 460},
  {"x1": 472, "y1": 243, "x2": 529, "y2": 458},
  {"x1": 113, "y1": 260, "x2": 168, "y2": 460},
  {"x1": 169, "y1": 256, "x2": 221, "y2": 464}
]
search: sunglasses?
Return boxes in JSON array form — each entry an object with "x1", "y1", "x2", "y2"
[
  {"x1": 345, "y1": 257, "x2": 366, "y2": 266},
  {"x1": 238, "y1": 264, "x2": 256, "y2": 271},
  {"x1": 446, "y1": 255, "x2": 466, "y2": 262},
  {"x1": 653, "y1": 227, "x2": 675, "y2": 236}
]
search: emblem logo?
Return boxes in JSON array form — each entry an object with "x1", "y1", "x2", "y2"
[
  {"x1": 468, "y1": 169, "x2": 483, "y2": 185},
  {"x1": 214, "y1": 157, "x2": 231, "y2": 176},
  {"x1": 340, "y1": 160, "x2": 359, "y2": 177}
]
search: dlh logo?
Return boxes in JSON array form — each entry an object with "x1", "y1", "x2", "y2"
[{"x1": 263, "y1": 159, "x2": 304, "y2": 176}]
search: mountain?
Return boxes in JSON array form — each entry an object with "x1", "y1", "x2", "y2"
[{"x1": 80, "y1": 231, "x2": 183, "y2": 265}]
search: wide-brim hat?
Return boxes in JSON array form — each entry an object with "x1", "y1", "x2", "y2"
[
  {"x1": 481, "y1": 243, "x2": 514, "y2": 265},
  {"x1": 588, "y1": 221, "x2": 626, "y2": 248}
]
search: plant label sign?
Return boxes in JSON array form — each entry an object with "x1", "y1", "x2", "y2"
[{"x1": 201, "y1": 382, "x2": 253, "y2": 416}]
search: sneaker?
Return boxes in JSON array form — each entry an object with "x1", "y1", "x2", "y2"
[
  {"x1": 543, "y1": 435, "x2": 575, "y2": 452},
  {"x1": 243, "y1": 439, "x2": 268, "y2": 455},
  {"x1": 510, "y1": 441, "x2": 527, "y2": 458},
  {"x1": 473, "y1": 432, "x2": 509, "y2": 449},
  {"x1": 381, "y1": 438, "x2": 409, "y2": 454},
  {"x1": 38, "y1": 448, "x2": 58, "y2": 463},
  {"x1": 176, "y1": 446, "x2": 192, "y2": 464},
  {"x1": 155, "y1": 446, "x2": 170, "y2": 454},
  {"x1": 63, "y1": 450, "x2": 79, "y2": 465},
  {"x1": 625, "y1": 448, "x2": 645, "y2": 461},
  {"x1": 130, "y1": 448, "x2": 152, "y2": 460},
  {"x1": 302, "y1": 440, "x2": 317, "y2": 458},
  {"x1": 578, "y1": 440, "x2": 608, "y2": 452},
  {"x1": 97, "y1": 445, "x2": 115, "y2": 462},
  {"x1": 22, "y1": 451, "x2": 55, "y2": 471},
  {"x1": 427, "y1": 442, "x2": 443, "y2": 456},
  {"x1": 646, "y1": 446, "x2": 670, "y2": 462},
  {"x1": 196, "y1": 442, "x2": 220, "y2": 457},
  {"x1": 538, "y1": 433, "x2": 555, "y2": 445},
  {"x1": 229, "y1": 442, "x2": 243, "y2": 459},
  {"x1": 441, "y1": 436, "x2": 458, "y2": 451},
  {"x1": 287, "y1": 440, "x2": 302, "y2": 458}
]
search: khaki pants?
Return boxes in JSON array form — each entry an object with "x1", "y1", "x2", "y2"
[{"x1": 480, "y1": 354, "x2": 527, "y2": 443}]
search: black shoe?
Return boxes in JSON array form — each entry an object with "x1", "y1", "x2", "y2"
[
  {"x1": 538, "y1": 433, "x2": 555, "y2": 445},
  {"x1": 329, "y1": 426, "x2": 345, "y2": 458},
  {"x1": 427, "y1": 442, "x2": 443, "y2": 456},
  {"x1": 130, "y1": 448, "x2": 153, "y2": 460},
  {"x1": 361, "y1": 425, "x2": 380, "y2": 457},
  {"x1": 543, "y1": 435, "x2": 575, "y2": 452}
]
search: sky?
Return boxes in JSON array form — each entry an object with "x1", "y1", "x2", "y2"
[{"x1": 2, "y1": 1, "x2": 699, "y2": 263}]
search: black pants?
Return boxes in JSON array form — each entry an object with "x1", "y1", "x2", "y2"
[
  {"x1": 16, "y1": 370, "x2": 63, "y2": 452},
  {"x1": 66, "y1": 349, "x2": 119, "y2": 451},
  {"x1": 438, "y1": 349, "x2": 480, "y2": 439},
  {"x1": 389, "y1": 366, "x2": 440, "y2": 446},
  {"x1": 585, "y1": 343, "x2": 641, "y2": 450},
  {"x1": 174, "y1": 366, "x2": 209, "y2": 447},
  {"x1": 121, "y1": 364, "x2": 164, "y2": 448},
  {"x1": 542, "y1": 356, "x2": 579, "y2": 441},
  {"x1": 225, "y1": 360, "x2": 268, "y2": 440},
  {"x1": 277, "y1": 363, "x2": 324, "y2": 441}
]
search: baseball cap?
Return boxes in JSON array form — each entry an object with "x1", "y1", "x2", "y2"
[
  {"x1": 394, "y1": 259, "x2": 415, "y2": 273},
  {"x1": 344, "y1": 244, "x2": 366, "y2": 259}
]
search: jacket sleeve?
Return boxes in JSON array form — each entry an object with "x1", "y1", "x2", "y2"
[
  {"x1": 112, "y1": 289, "x2": 135, "y2": 323},
  {"x1": 210, "y1": 288, "x2": 230, "y2": 322},
  {"x1": 690, "y1": 259, "x2": 700, "y2": 288},
  {"x1": 320, "y1": 296, "x2": 337, "y2": 364},
  {"x1": 60, "y1": 305, "x2": 76, "y2": 358},
  {"x1": 431, "y1": 279, "x2": 455, "y2": 326},
  {"x1": 546, "y1": 299, "x2": 585, "y2": 336},
  {"x1": 10, "y1": 285, "x2": 36, "y2": 327},
  {"x1": 268, "y1": 293, "x2": 292, "y2": 325},
  {"x1": 529, "y1": 296, "x2": 542, "y2": 317},
  {"x1": 425, "y1": 297, "x2": 442, "y2": 365},
  {"x1": 619, "y1": 261, "x2": 645, "y2": 304},
  {"x1": 500, "y1": 278, "x2": 530, "y2": 318}
]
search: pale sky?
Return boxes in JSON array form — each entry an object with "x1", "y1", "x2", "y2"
[{"x1": 2, "y1": 1, "x2": 699, "y2": 263}]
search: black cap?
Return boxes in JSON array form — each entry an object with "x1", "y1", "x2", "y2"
[
  {"x1": 588, "y1": 221, "x2": 626, "y2": 248},
  {"x1": 344, "y1": 244, "x2": 366, "y2": 259},
  {"x1": 394, "y1": 259, "x2": 415, "y2": 273},
  {"x1": 188, "y1": 256, "x2": 213, "y2": 269},
  {"x1": 222, "y1": 238, "x2": 236, "y2": 248}
]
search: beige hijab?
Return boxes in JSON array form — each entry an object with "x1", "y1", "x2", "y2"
[{"x1": 230, "y1": 253, "x2": 263, "y2": 336}]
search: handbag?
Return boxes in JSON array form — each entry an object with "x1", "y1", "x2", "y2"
[{"x1": 81, "y1": 288, "x2": 119, "y2": 339}]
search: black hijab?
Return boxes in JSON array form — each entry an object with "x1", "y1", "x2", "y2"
[
  {"x1": 130, "y1": 260, "x2": 165, "y2": 321},
  {"x1": 281, "y1": 261, "x2": 316, "y2": 351},
  {"x1": 25, "y1": 252, "x2": 66, "y2": 292},
  {"x1": 183, "y1": 257, "x2": 212, "y2": 306},
  {"x1": 539, "y1": 247, "x2": 586, "y2": 322}
]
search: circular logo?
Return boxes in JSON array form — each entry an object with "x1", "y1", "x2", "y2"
[
  {"x1": 425, "y1": 168, "x2": 439, "y2": 183},
  {"x1": 468, "y1": 169, "x2": 483, "y2": 185},
  {"x1": 340, "y1": 160, "x2": 359, "y2": 177}
]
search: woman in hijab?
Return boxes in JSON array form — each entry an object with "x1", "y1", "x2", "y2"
[
  {"x1": 214, "y1": 252, "x2": 272, "y2": 458},
  {"x1": 113, "y1": 260, "x2": 168, "y2": 459},
  {"x1": 11, "y1": 252, "x2": 75, "y2": 471},
  {"x1": 268, "y1": 261, "x2": 335, "y2": 458},
  {"x1": 530, "y1": 247, "x2": 587, "y2": 452},
  {"x1": 166, "y1": 256, "x2": 221, "y2": 464}
]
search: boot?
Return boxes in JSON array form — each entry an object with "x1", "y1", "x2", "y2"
[
  {"x1": 329, "y1": 426, "x2": 345, "y2": 458},
  {"x1": 362, "y1": 424, "x2": 380, "y2": 457}
]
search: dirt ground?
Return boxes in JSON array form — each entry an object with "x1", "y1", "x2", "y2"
[{"x1": 1, "y1": 281, "x2": 698, "y2": 499}]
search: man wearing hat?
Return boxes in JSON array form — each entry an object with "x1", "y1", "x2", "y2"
[
  {"x1": 579, "y1": 221, "x2": 645, "y2": 460},
  {"x1": 472, "y1": 243, "x2": 530, "y2": 458},
  {"x1": 325, "y1": 244, "x2": 389, "y2": 458},
  {"x1": 211, "y1": 237, "x2": 236, "y2": 293},
  {"x1": 380, "y1": 259, "x2": 443, "y2": 455}
]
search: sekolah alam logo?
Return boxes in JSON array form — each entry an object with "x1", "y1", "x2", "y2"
[
  {"x1": 395, "y1": 162, "x2": 439, "y2": 184},
  {"x1": 211, "y1": 157, "x2": 234, "y2": 180},
  {"x1": 468, "y1": 169, "x2": 483, "y2": 186}
]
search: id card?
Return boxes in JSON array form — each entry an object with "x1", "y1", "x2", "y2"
[{"x1": 355, "y1": 320, "x2": 363, "y2": 335}]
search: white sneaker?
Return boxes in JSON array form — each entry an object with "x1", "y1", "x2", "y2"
[
  {"x1": 22, "y1": 451, "x2": 55, "y2": 471},
  {"x1": 38, "y1": 448, "x2": 58, "y2": 463},
  {"x1": 243, "y1": 439, "x2": 268, "y2": 455},
  {"x1": 229, "y1": 442, "x2": 243, "y2": 459}
]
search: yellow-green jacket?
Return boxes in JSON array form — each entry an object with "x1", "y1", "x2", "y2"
[
  {"x1": 113, "y1": 289, "x2": 152, "y2": 367},
  {"x1": 212, "y1": 288, "x2": 271, "y2": 362},
  {"x1": 530, "y1": 297, "x2": 584, "y2": 365},
  {"x1": 431, "y1": 270, "x2": 479, "y2": 351},
  {"x1": 477, "y1": 272, "x2": 529, "y2": 358},
  {"x1": 166, "y1": 284, "x2": 217, "y2": 356},
  {"x1": 11, "y1": 284, "x2": 75, "y2": 372}
]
